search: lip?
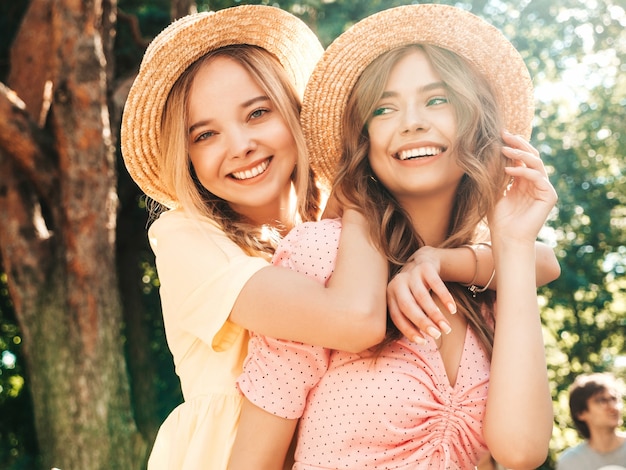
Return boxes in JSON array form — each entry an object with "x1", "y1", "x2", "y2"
[{"x1": 229, "y1": 157, "x2": 272, "y2": 181}]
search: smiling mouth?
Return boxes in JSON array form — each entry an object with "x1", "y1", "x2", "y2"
[
  {"x1": 230, "y1": 158, "x2": 271, "y2": 180},
  {"x1": 394, "y1": 146, "x2": 445, "y2": 161}
]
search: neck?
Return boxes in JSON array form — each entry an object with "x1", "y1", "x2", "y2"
[
  {"x1": 238, "y1": 184, "x2": 297, "y2": 234},
  {"x1": 401, "y1": 194, "x2": 453, "y2": 246},
  {"x1": 588, "y1": 428, "x2": 625, "y2": 453}
]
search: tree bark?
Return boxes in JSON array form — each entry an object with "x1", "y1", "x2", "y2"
[{"x1": 0, "y1": 0, "x2": 146, "y2": 467}]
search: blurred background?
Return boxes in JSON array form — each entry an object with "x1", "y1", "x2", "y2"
[{"x1": 0, "y1": 0, "x2": 624, "y2": 468}]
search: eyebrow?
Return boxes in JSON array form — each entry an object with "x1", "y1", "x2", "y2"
[
  {"x1": 188, "y1": 95, "x2": 271, "y2": 135},
  {"x1": 380, "y1": 81, "x2": 447, "y2": 100}
]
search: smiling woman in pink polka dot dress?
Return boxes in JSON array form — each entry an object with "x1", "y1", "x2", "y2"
[{"x1": 230, "y1": 4, "x2": 559, "y2": 470}]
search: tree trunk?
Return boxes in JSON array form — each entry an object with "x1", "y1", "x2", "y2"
[{"x1": 0, "y1": 0, "x2": 146, "y2": 468}]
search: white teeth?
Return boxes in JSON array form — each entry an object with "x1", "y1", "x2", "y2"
[
  {"x1": 398, "y1": 146, "x2": 442, "y2": 160},
  {"x1": 231, "y1": 160, "x2": 270, "y2": 180}
]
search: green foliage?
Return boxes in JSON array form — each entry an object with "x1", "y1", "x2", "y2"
[
  {"x1": 115, "y1": 1, "x2": 171, "y2": 79},
  {"x1": 295, "y1": 0, "x2": 418, "y2": 47},
  {"x1": 0, "y1": 273, "x2": 38, "y2": 469}
]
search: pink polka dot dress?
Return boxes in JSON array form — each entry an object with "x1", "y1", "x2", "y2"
[{"x1": 238, "y1": 219, "x2": 490, "y2": 469}]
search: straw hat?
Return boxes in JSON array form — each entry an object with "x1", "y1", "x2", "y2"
[
  {"x1": 301, "y1": 4, "x2": 535, "y2": 191},
  {"x1": 121, "y1": 5, "x2": 323, "y2": 208}
]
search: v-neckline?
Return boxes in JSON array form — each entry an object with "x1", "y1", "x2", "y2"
[{"x1": 429, "y1": 323, "x2": 470, "y2": 389}]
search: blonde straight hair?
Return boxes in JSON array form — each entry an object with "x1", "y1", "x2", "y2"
[
  {"x1": 336, "y1": 44, "x2": 511, "y2": 354},
  {"x1": 159, "y1": 45, "x2": 320, "y2": 257}
]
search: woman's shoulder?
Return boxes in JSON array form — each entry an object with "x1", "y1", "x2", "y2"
[
  {"x1": 151, "y1": 208, "x2": 220, "y2": 231},
  {"x1": 148, "y1": 209, "x2": 254, "y2": 264},
  {"x1": 149, "y1": 209, "x2": 224, "y2": 243},
  {"x1": 556, "y1": 441, "x2": 592, "y2": 465}
]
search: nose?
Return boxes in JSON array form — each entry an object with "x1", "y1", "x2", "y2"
[
  {"x1": 226, "y1": 125, "x2": 257, "y2": 158},
  {"x1": 401, "y1": 103, "x2": 429, "y2": 134}
]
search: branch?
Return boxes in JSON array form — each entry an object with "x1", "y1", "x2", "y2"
[
  {"x1": 0, "y1": 83, "x2": 59, "y2": 207},
  {"x1": 117, "y1": 10, "x2": 151, "y2": 49}
]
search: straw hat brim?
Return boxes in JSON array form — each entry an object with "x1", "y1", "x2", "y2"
[
  {"x1": 121, "y1": 5, "x2": 323, "y2": 208},
  {"x1": 301, "y1": 4, "x2": 535, "y2": 192}
]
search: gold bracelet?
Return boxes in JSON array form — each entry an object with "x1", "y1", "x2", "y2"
[
  {"x1": 463, "y1": 242, "x2": 495, "y2": 297},
  {"x1": 460, "y1": 244, "x2": 479, "y2": 287}
]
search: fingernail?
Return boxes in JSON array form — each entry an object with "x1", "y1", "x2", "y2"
[
  {"x1": 447, "y1": 303, "x2": 456, "y2": 314},
  {"x1": 412, "y1": 335, "x2": 427, "y2": 345},
  {"x1": 426, "y1": 326, "x2": 441, "y2": 339},
  {"x1": 439, "y1": 321, "x2": 452, "y2": 335}
]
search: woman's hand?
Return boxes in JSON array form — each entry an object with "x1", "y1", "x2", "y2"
[
  {"x1": 490, "y1": 132, "x2": 558, "y2": 243},
  {"x1": 387, "y1": 246, "x2": 455, "y2": 343}
]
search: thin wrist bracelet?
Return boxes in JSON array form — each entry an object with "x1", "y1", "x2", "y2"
[
  {"x1": 461, "y1": 242, "x2": 495, "y2": 297},
  {"x1": 467, "y1": 267, "x2": 496, "y2": 297},
  {"x1": 460, "y1": 244, "x2": 479, "y2": 287}
]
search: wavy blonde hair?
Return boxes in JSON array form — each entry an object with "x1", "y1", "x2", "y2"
[
  {"x1": 335, "y1": 44, "x2": 512, "y2": 355},
  {"x1": 158, "y1": 45, "x2": 320, "y2": 257}
]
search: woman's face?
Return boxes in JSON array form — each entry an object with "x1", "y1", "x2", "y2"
[
  {"x1": 186, "y1": 55, "x2": 298, "y2": 225},
  {"x1": 367, "y1": 49, "x2": 465, "y2": 210}
]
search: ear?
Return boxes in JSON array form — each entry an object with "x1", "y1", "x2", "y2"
[{"x1": 576, "y1": 409, "x2": 589, "y2": 422}]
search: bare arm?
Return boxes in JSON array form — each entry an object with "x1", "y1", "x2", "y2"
[
  {"x1": 230, "y1": 209, "x2": 388, "y2": 352},
  {"x1": 482, "y1": 132, "x2": 555, "y2": 469},
  {"x1": 437, "y1": 241, "x2": 559, "y2": 288},
  {"x1": 228, "y1": 399, "x2": 297, "y2": 470},
  {"x1": 387, "y1": 240, "x2": 560, "y2": 343}
]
